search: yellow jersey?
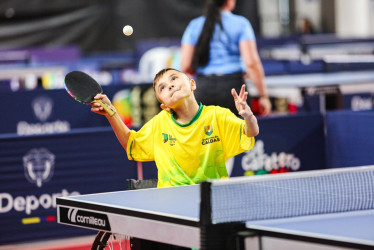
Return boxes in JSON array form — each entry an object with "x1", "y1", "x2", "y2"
[{"x1": 126, "y1": 103, "x2": 254, "y2": 187}]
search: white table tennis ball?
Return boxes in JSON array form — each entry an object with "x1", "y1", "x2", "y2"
[{"x1": 123, "y1": 25, "x2": 133, "y2": 36}]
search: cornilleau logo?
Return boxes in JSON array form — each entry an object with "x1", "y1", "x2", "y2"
[
  {"x1": 68, "y1": 208, "x2": 78, "y2": 223},
  {"x1": 59, "y1": 207, "x2": 111, "y2": 231}
]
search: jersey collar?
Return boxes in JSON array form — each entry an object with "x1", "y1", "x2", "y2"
[{"x1": 171, "y1": 102, "x2": 204, "y2": 127}]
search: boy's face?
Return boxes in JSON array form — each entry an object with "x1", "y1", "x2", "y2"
[{"x1": 154, "y1": 70, "x2": 196, "y2": 109}]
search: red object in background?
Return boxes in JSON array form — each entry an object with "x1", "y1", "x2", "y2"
[
  {"x1": 269, "y1": 167, "x2": 291, "y2": 174},
  {"x1": 45, "y1": 215, "x2": 56, "y2": 222},
  {"x1": 251, "y1": 98, "x2": 260, "y2": 115},
  {"x1": 288, "y1": 103, "x2": 298, "y2": 114},
  {"x1": 270, "y1": 169, "x2": 278, "y2": 174},
  {"x1": 46, "y1": 216, "x2": 56, "y2": 222},
  {"x1": 279, "y1": 167, "x2": 290, "y2": 173}
]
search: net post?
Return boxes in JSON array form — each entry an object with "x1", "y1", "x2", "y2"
[
  {"x1": 199, "y1": 181, "x2": 212, "y2": 226},
  {"x1": 199, "y1": 181, "x2": 247, "y2": 250}
]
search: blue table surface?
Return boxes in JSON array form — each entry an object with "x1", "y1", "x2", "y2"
[
  {"x1": 61, "y1": 184, "x2": 200, "y2": 221},
  {"x1": 246, "y1": 209, "x2": 374, "y2": 244},
  {"x1": 61, "y1": 183, "x2": 374, "y2": 244}
]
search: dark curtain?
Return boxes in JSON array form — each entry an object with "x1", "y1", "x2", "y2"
[{"x1": 0, "y1": 0, "x2": 259, "y2": 53}]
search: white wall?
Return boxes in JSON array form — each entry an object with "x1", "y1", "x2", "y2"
[
  {"x1": 370, "y1": 0, "x2": 374, "y2": 35},
  {"x1": 335, "y1": 0, "x2": 373, "y2": 37},
  {"x1": 258, "y1": 0, "x2": 374, "y2": 37},
  {"x1": 258, "y1": 0, "x2": 322, "y2": 36},
  {"x1": 258, "y1": 0, "x2": 282, "y2": 37},
  {"x1": 295, "y1": 0, "x2": 321, "y2": 32}
]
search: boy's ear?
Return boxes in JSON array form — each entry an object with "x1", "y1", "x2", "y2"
[
  {"x1": 160, "y1": 103, "x2": 172, "y2": 113},
  {"x1": 190, "y1": 79, "x2": 196, "y2": 91}
]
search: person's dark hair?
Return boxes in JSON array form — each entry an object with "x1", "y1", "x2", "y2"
[
  {"x1": 153, "y1": 68, "x2": 184, "y2": 88},
  {"x1": 191, "y1": 0, "x2": 226, "y2": 73}
]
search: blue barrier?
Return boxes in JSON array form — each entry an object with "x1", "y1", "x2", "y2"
[
  {"x1": 0, "y1": 47, "x2": 80, "y2": 65},
  {"x1": 232, "y1": 113, "x2": 327, "y2": 175},
  {"x1": 324, "y1": 61, "x2": 374, "y2": 72},
  {"x1": 1, "y1": 88, "x2": 109, "y2": 134},
  {"x1": 262, "y1": 60, "x2": 287, "y2": 75},
  {"x1": 325, "y1": 110, "x2": 374, "y2": 169},
  {"x1": 0, "y1": 84, "x2": 161, "y2": 135},
  {"x1": 287, "y1": 60, "x2": 324, "y2": 74},
  {"x1": 0, "y1": 127, "x2": 138, "y2": 244}
]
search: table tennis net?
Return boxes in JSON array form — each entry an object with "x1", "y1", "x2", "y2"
[{"x1": 209, "y1": 166, "x2": 374, "y2": 224}]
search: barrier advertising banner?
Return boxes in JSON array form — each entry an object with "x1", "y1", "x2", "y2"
[
  {"x1": 0, "y1": 128, "x2": 137, "y2": 244},
  {"x1": 325, "y1": 110, "x2": 374, "y2": 168}
]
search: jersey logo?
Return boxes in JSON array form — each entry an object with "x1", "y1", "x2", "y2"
[
  {"x1": 204, "y1": 125, "x2": 213, "y2": 136},
  {"x1": 162, "y1": 133, "x2": 176, "y2": 146},
  {"x1": 202, "y1": 136, "x2": 220, "y2": 145},
  {"x1": 162, "y1": 133, "x2": 168, "y2": 143}
]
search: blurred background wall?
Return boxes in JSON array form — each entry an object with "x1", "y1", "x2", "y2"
[
  {"x1": 1, "y1": 0, "x2": 372, "y2": 53},
  {"x1": 1, "y1": 0, "x2": 258, "y2": 52}
]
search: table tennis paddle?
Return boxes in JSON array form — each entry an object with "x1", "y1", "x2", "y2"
[{"x1": 64, "y1": 71, "x2": 116, "y2": 116}]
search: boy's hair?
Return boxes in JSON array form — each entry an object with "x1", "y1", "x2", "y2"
[{"x1": 153, "y1": 68, "x2": 185, "y2": 88}]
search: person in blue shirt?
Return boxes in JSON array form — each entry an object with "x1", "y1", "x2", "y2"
[{"x1": 181, "y1": 0, "x2": 271, "y2": 116}]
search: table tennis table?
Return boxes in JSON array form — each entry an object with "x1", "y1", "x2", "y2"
[
  {"x1": 57, "y1": 166, "x2": 374, "y2": 250},
  {"x1": 262, "y1": 70, "x2": 374, "y2": 88},
  {"x1": 247, "y1": 70, "x2": 374, "y2": 113}
]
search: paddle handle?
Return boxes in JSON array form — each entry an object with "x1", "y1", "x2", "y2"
[{"x1": 94, "y1": 99, "x2": 116, "y2": 117}]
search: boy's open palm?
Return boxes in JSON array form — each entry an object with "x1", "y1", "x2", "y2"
[{"x1": 231, "y1": 84, "x2": 253, "y2": 118}]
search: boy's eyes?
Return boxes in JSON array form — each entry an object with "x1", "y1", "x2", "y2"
[{"x1": 158, "y1": 75, "x2": 179, "y2": 92}]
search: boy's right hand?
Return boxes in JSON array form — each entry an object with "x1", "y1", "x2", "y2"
[
  {"x1": 231, "y1": 84, "x2": 253, "y2": 119},
  {"x1": 90, "y1": 94, "x2": 116, "y2": 116}
]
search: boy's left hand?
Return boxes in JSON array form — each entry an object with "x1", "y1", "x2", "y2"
[{"x1": 231, "y1": 84, "x2": 254, "y2": 118}]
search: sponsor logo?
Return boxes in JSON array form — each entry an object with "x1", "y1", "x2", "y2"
[
  {"x1": 202, "y1": 136, "x2": 220, "y2": 145},
  {"x1": 32, "y1": 96, "x2": 53, "y2": 122},
  {"x1": 351, "y1": 95, "x2": 372, "y2": 111},
  {"x1": 241, "y1": 140, "x2": 300, "y2": 175},
  {"x1": 0, "y1": 147, "x2": 81, "y2": 223},
  {"x1": 60, "y1": 207, "x2": 111, "y2": 231},
  {"x1": 17, "y1": 120, "x2": 70, "y2": 135},
  {"x1": 202, "y1": 125, "x2": 220, "y2": 145},
  {"x1": 204, "y1": 125, "x2": 213, "y2": 136},
  {"x1": 17, "y1": 95, "x2": 70, "y2": 135},
  {"x1": 162, "y1": 133, "x2": 168, "y2": 143},
  {"x1": 305, "y1": 86, "x2": 339, "y2": 95},
  {"x1": 68, "y1": 208, "x2": 78, "y2": 223},
  {"x1": 0, "y1": 189, "x2": 80, "y2": 215},
  {"x1": 162, "y1": 133, "x2": 176, "y2": 146},
  {"x1": 23, "y1": 148, "x2": 55, "y2": 188}
]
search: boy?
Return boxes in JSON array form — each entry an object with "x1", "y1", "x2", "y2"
[{"x1": 91, "y1": 68, "x2": 259, "y2": 187}]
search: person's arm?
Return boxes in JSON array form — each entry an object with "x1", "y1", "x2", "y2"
[
  {"x1": 231, "y1": 84, "x2": 259, "y2": 137},
  {"x1": 91, "y1": 94, "x2": 131, "y2": 150},
  {"x1": 180, "y1": 44, "x2": 195, "y2": 78},
  {"x1": 239, "y1": 40, "x2": 272, "y2": 116}
]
